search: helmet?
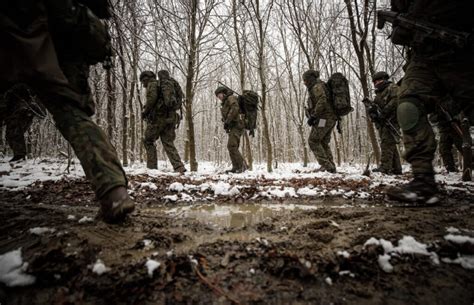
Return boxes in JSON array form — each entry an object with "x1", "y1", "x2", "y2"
[
  {"x1": 214, "y1": 86, "x2": 229, "y2": 96},
  {"x1": 139, "y1": 71, "x2": 156, "y2": 81},
  {"x1": 302, "y1": 69, "x2": 320, "y2": 81},
  {"x1": 372, "y1": 71, "x2": 389, "y2": 82},
  {"x1": 157, "y1": 70, "x2": 170, "y2": 80}
]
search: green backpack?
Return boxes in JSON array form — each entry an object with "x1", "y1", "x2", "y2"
[
  {"x1": 326, "y1": 73, "x2": 353, "y2": 117},
  {"x1": 238, "y1": 90, "x2": 260, "y2": 137}
]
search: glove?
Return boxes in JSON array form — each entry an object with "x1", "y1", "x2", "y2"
[
  {"x1": 223, "y1": 122, "x2": 230, "y2": 131},
  {"x1": 141, "y1": 111, "x2": 149, "y2": 120},
  {"x1": 362, "y1": 97, "x2": 371, "y2": 104},
  {"x1": 307, "y1": 117, "x2": 317, "y2": 127}
]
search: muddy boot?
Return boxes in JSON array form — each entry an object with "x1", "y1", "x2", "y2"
[
  {"x1": 386, "y1": 174, "x2": 439, "y2": 205},
  {"x1": 175, "y1": 166, "x2": 187, "y2": 174},
  {"x1": 392, "y1": 169, "x2": 403, "y2": 175},
  {"x1": 98, "y1": 186, "x2": 135, "y2": 224},
  {"x1": 372, "y1": 167, "x2": 389, "y2": 174},
  {"x1": 9, "y1": 155, "x2": 26, "y2": 162}
]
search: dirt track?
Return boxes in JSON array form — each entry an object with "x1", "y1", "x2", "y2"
[{"x1": 1, "y1": 174, "x2": 474, "y2": 305}]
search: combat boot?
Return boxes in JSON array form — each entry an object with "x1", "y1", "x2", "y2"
[
  {"x1": 386, "y1": 174, "x2": 439, "y2": 205},
  {"x1": 9, "y1": 155, "x2": 26, "y2": 162},
  {"x1": 372, "y1": 167, "x2": 389, "y2": 174},
  {"x1": 98, "y1": 186, "x2": 135, "y2": 224},
  {"x1": 175, "y1": 166, "x2": 187, "y2": 174}
]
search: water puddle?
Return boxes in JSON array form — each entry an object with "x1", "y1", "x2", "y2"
[{"x1": 164, "y1": 203, "x2": 318, "y2": 229}]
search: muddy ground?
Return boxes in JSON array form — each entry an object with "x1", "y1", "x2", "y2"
[{"x1": 1, "y1": 173, "x2": 474, "y2": 305}]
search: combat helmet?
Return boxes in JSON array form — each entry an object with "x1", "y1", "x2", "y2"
[
  {"x1": 372, "y1": 71, "x2": 389, "y2": 82},
  {"x1": 139, "y1": 71, "x2": 156, "y2": 81}
]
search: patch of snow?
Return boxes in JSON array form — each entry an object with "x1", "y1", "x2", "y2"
[
  {"x1": 337, "y1": 251, "x2": 350, "y2": 258},
  {"x1": 0, "y1": 248, "x2": 36, "y2": 287},
  {"x1": 444, "y1": 234, "x2": 474, "y2": 245},
  {"x1": 441, "y1": 255, "x2": 474, "y2": 270},
  {"x1": 297, "y1": 187, "x2": 318, "y2": 196},
  {"x1": 378, "y1": 254, "x2": 393, "y2": 273},
  {"x1": 29, "y1": 227, "x2": 56, "y2": 235},
  {"x1": 325, "y1": 277, "x2": 333, "y2": 286},
  {"x1": 169, "y1": 182, "x2": 184, "y2": 192},
  {"x1": 446, "y1": 227, "x2": 461, "y2": 234},
  {"x1": 163, "y1": 195, "x2": 178, "y2": 202},
  {"x1": 78, "y1": 216, "x2": 93, "y2": 224},
  {"x1": 67, "y1": 215, "x2": 76, "y2": 220},
  {"x1": 92, "y1": 259, "x2": 109, "y2": 275},
  {"x1": 145, "y1": 259, "x2": 161, "y2": 277},
  {"x1": 140, "y1": 182, "x2": 158, "y2": 190}
]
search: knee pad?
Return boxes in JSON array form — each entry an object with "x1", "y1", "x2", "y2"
[{"x1": 397, "y1": 98, "x2": 421, "y2": 132}]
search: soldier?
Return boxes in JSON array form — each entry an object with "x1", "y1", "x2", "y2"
[
  {"x1": 0, "y1": 0, "x2": 135, "y2": 223},
  {"x1": 140, "y1": 70, "x2": 186, "y2": 173},
  {"x1": 214, "y1": 86, "x2": 246, "y2": 173},
  {"x1": 429, "y1": 105, "x2": 463, "y2": 173},
  {"x1": 369, "y1": 71, "x2": 402, "y2": 175},
  {"x1": 1, "y1": 84, "x2": 44, "y2": 162},
  {"x1": 303, "y1": 70, "x2": 337, "y2": 173},
  {"x1": 385, "y1": 0, "x2": 474, "y2": 204}
]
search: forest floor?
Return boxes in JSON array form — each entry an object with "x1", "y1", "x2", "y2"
[{"x1": 1, "y1": 158, "x2": 474, "y2": 305}]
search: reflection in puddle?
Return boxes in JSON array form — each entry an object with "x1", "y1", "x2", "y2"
[{"x1": 165, "y1": 203, "x2": 318, "y2": 228}]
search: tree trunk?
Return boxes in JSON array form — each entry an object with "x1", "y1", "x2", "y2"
[{"x1": 185, "y1": 0, "x2": 199, "y2": 171}]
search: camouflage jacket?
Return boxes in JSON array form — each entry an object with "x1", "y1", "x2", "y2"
[
  {"x1": 307, "y1": 80, "x2": 337, "y2": 121},
  {"x1": 143, "y1": 79, "x2": 161, "y2": 119},
  {"x1": 221, "y1": 95, "x2": 243, "y2": 128},
  {"x1": 374, "y1": 82, "x2": 399, "y2": 126}
]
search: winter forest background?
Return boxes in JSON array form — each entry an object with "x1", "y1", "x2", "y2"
[{"x1": 0, "y1": 0, "x2": 410, "y2": 172}]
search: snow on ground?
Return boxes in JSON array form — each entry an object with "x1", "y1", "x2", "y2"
[
  {"x1": 363, "y1": 234, "x2": 474, "y2": 271},
  {"x1": 1, "y1": 158, "x2": 473, "y2": 203},
  {"x1": 0, "y1": 248, "x2": 36, "y2": 287}
]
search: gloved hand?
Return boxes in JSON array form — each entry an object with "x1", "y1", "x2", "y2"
[
  {"x1": 224, "y1": 122, "x2": 230, "y2": 131},
  {"x1": 141, "y1": 111, "x2": 149, "y2": 120},
  {"x1": 307, "y1": 117, "x2": 317, "y2": 127}
]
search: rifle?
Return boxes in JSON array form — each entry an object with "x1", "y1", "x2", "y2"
[
  {"x1": 377, "y1": 10, "x2": 473, "y2": 49},
  {"x1": 438, "y1": 105, "x2": 472, "y2": 181},
  {"x1": 362, "y1": 98, "x2": 401, "y2": 140}
]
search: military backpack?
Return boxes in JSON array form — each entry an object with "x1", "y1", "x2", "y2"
[
  {"x1": 238, "y1": 90, "x2": 260, "y2": 137},
  {"x1": 326, "y1": 73, "x2": 353, "y2": 117}
]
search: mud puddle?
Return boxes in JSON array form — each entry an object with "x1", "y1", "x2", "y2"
[{"x1": 162, "y1": 202, "x2": 319, "y2": 229}]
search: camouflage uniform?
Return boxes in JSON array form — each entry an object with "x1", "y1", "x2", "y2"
[
  {"x1": 373, "y1": 81, "x2": 402, "y2": 174},
  {"x1": 0, "y1": 0, "x2": 133, "y2": 223},
  {"x1": 142, "y1": 74, "x2": 185, "y2": 171},
  {"x1": 218, "y1": 90, "x2": 245, "y2": 172},
  {"x1": 304, "y1": 70, "x2": 337, "y2": 172},
  {"x1": 387, "y1": 0, "x2": 474, "y2": 203},
  {"x1": 1, "y1": 84, "x2": 42, "y2": 160},
  {"x1": 429, "y1": 108, "x2": 463, "y2": 172}
]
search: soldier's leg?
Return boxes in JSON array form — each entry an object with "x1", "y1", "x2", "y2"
[
  {"x1": 160, "y1": 121, "x2": 185, "y2": 171},
  {"x1": 308, "y1": 124, "x2": 335, "y2": 172},
  {"x1": 5, "y1": 116, "x2": 30, "y2": 159},
  {"x1": 392, "y1": 145, "x2": 402, "y2": 174},
  {"x1": 321, "y1": 122, "x2": 336, "y2": 171},
  {"x1": 227, "y1": 127, "x2": 244, "y2": 171},
  {"x1": 143, "y1": 121, "x2": 160, "y2": 169},
  {"x1": 40, "y1": 96, "x2": 127, "y2": 199},
  {"x1": 380, "y1": 129, "x2": 397, "y2": 174},
  {"x1": 439, "y1": 128, "x2": 457, "y2": 171},
  {"x1": 388, "y1": 59, "x2": 440, "y2": 203}
]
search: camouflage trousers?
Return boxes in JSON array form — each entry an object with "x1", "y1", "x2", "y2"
[
  {"x1": 308, "y1": 119, "x2": 336, "y2": 171},
  {"x1": 40, "y1": 94, "x2": 127, "y2": 199},
  {"x1": 379, "y1": 126, "x2": 402, "y2": 174},
  {"x1": 397, "y1": 55, "x2": 474, "y2": 175},
  {"x1": 0, "y1": 111, "x2": 34, "y2": 157},
  {"x1": 143, "y1": 114, "x2": 184, "y2": 170},
  {"x1": 438, "y1": 124, "x2": 463, "y2": 171},
  {"x1": 227, "y1": 126, "x2": 245, "y2": 171}
]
